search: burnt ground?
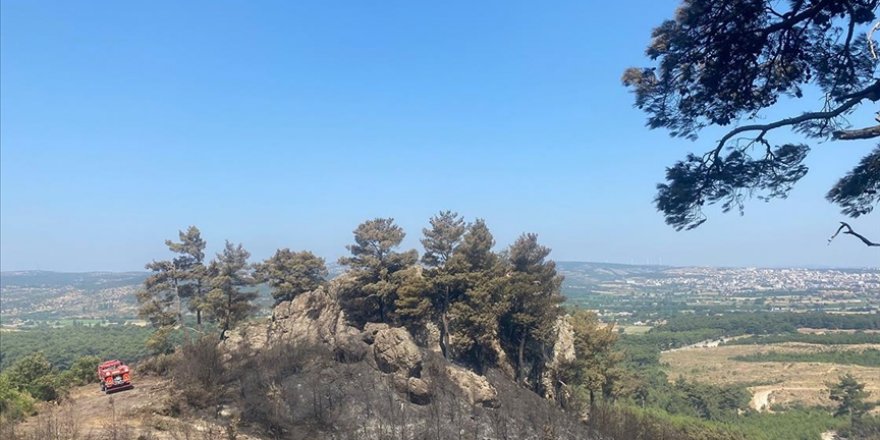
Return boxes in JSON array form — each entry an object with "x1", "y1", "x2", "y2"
[{"x1": 12, "y1": 374, "x2": 263, "y2": 440}]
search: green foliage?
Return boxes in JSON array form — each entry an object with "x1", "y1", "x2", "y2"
[
  {"x1": 255, "y1": 248, "x2": 328, "y2": 304},
  {"x1": 0, "y1": 326, "x2": 152, "y2": 371},
  {"x1": 733, "y1": 348, "x2": 880, "y2": 367},
  {"x1": 625, "y1": 0, "x2": 880, "y2": 229},
  {"x1": 839, "y1": 413, "x2": 880, "y2": 439},
  {"x1": 559, "y1": 310, "x2": 622, "y2": 406},
  {"x1": 828, "y1": 373, "x2": 872, "y2": 420},
  {"x1": 445, "y1": 219, "x2": 505, "y2": 369},
  {"x1": 730, "y1": 409, "x2": 847, "y2": 440},
  {"x1": 420, "y1": 210, "x2": 466, "y2": 268},
  {"x1": 146, "y1": 325, "x2": 178, "y2": 355},
  {"x1": 613, "y1": 310, "x2": 865, "y2": 438},
  {"x1": 0, "y1": 373, "x2": 36, "y2": 421},
  {"x1": 338, "y1": 218, "x2": 418, "y2": 325},
  {"x1": 727, "y1": 331, "x2": 880, "y2": 346},
  {"x1": 204, "y1": 241, "x2": 258, "y2": 337},
  {"x1": 659, "y1": 312, "x2": 880, "y2": 337},
  {"x1": 137, "y1": 226, "x2": 209, "y2": 349},
  {"x1": 2, "y1": 353, "x2": 63, "y2": 402},
  {"x1": 497, "y1": 233, "x2": 565, "y2": 382},
  {"x1": 60, "y1": 355, "x2": 102, "y2": 386}
]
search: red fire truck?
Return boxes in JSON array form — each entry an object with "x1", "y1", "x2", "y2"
[{"x1": 96, "y1": 360, "x2": 133, "y2": 393}]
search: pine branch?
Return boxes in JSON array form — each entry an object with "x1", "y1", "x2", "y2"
[
  {"x1": 828, "y1": 222, "x2": 879, "y2": 247},
  {"x1": 834, "y1": 124, "x2": 880, "y2": 140},
  {"x1": 709, "y1": 80, "x2": 880, "y2": 164}
]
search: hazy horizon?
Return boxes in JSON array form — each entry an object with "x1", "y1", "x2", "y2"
[
  {"x1": 2, "y1": 259, "x2": 877, "y2": 274},
  {"x1": 2, "y1": 1, "x2": 878, "y2": 272}
]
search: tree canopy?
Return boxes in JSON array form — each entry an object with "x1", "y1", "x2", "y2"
[
  {"x1": 624, "y1": 0, "x2": 879, "y2": 240},
  {"x1": 255, "y1": 248, "x2": 328, "y2": 305}
]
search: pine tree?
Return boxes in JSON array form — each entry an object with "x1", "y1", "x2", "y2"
[
  {"x1": 421, "y1": 210, "x2": 466, "y2": 267},
  {"x1": 338, "y1": 218, "x2": 418, "y2": 325},
  {"x1": 829, "y1": 373, "x2": 872, "y2": 421},
  {"x1": 397, "y1": 211, "x2": 467, "y2": 357},
  {"x1": 446, "y1": 219, "x2": 504, "y2": 370},
  {"x1": 204, "y1": 241, "x2": 257, "y2": 339},
  {"x1": 167, "y1": 226, "x2": 207, "y2": 326},
  {"x1": 560, "y1": 310, "x2": 622, "y2": 406},
  {"x1": 498, "y1": 233, "x2": 564, "y2": 383},
  {"x1": 137, "y1": 226, "x2": 207, "y2": 348},
  {"x1": 255, "y1": 248, "x2": 328, "y2": 305}
]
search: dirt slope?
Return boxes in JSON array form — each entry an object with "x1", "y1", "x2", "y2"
[{"x1": 15, "y1": 374, "x2": 260, "y2": 440}]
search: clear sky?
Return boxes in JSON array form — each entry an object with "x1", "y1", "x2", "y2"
[{"x1": 1, "y1": 1, "x2": 877, "y2": 271}]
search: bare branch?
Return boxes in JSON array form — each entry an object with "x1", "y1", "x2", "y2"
[
  {"x1": 869, "y1": 20, "x2": 880, "y2": 60},
  {"x1": 833, "y1": 124, "x2": 880, "y2": 140},
  {"x1": 828, "y1": 222, "x2": 879, "y2": 247},
  {"x1": 709, "y1": 80, "x2": 880, "y2": 163}
]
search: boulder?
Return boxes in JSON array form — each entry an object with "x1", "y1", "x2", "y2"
[
  {"x1": 407, "y1": 377, "x2": 432, "y2": 405},
  {"x1": 445, "y1": 364, "x2": 498, "y2": 407},
  {"x1": 222, "y1": 321, "x2": 270, "y2": 355},
  {"x1": 269, "y1": 285, "x2": 360, "y2": 347},
  {"x1": 373, "y1": 327, "x2": 422, "y2": 376},
  {"x1": 334, "y1": 337, "x2": 369, "y2": 363},
  {"x1": 362, "y1": 322, "x2": 390, "y2": 344}
]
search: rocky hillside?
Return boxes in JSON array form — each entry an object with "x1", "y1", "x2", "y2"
[
  {"x1": 217, "y1": 278, "x2": 588, "y2": 439},
  {"x1": 7, "y1": 278, "x2": 593, "y2": 440}
]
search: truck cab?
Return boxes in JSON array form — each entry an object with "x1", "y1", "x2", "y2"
[{"x1": 96, "y1": 360, "x2": 133, "y2": 393}]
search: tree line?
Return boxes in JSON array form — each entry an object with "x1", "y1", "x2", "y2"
[{"x1": 137, "y1": 213, "x2": 613, "y2": 392}]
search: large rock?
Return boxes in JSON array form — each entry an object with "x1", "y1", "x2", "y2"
[
  {"x1": 362, "y1": 322, "x2": 390, "y2": 344},
  {"x1": 541, "y1": 315, "x2": 577, "y2": 400},
  {"x1": 269, "y1": 284, "x2": 360, "y2": 347},
  {"x1": 445, "y1": 364, "x2": 498, "y2": 407},
  {"x1": 423, "y1": 322, "x2": 442, "y2": 354},
  {"x1": 407, "y1": 377, "x2": 432, "y2": 405},
  {"x1": 373, "y1": 327, "x2": 422, "y2": 376},
  {"x1": 222, "y1": 320, "x2": 270, "y2": 355}
]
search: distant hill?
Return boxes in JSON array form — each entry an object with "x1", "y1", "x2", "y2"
[
  {"x1": 0, "y1": 270, "x2": 149, "y2": 289},
  {"x1": 3, "y1": 263, "x2": 877, "y2": 324},
  {"x1": 0, "y1": 271, "x2": 150, "y2": 322}
]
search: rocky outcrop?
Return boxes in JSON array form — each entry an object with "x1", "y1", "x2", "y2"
[
  {"x1": 445, "y1": 364, "x2": 499, "y2": 407},
  {"x1": 221, "y1": 279, "x2": 536, "y2": 409},
  {"x1": 373, "y1": 327, "x2": 423, "y2": 376},
  {"x1": 268, "y1": 285, "x2": 360, "y2": 346},
  {"x1": 541, "y1": 315, "x2": 577, "y2": 400},
  {"x1": 222, "y1": 320, "x2": 270, "y2": 354}
]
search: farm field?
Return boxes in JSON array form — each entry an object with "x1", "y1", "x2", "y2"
[{"x1": 661, "y1": 342, "x2": 880, "y2": 411}]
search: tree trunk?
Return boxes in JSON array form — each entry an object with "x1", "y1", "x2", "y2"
[
  {"x1": 196, "y1": 279, "x2": 203, "y2": 327},
  {"x1": 175, "y1": 279, "x2": 190, "y2": 343},
  {"x1": 440, "y1": 312, "x2": 450, "y2": 358},
  {"x1": 517, "y1": 334, "x2": 527, "y2": 383},
  {"x1": 440, "y1": 285, "x2": 451, "y2": 358}
]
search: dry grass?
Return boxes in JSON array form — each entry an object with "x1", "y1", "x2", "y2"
[
  {"x1": 661, "y1": 343, "x2": 880, "y2": 410},
  {"x1": 618, "y1": 325, "x2": 652, "y2": 335}
]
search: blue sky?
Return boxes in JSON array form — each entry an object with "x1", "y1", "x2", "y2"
[{"x1": 1, "y1": 1, "x2": 878, "y2": 271}]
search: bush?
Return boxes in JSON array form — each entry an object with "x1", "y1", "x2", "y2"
[
  {"x1": 60, "y1": 355, "x2": 101, "y2": 386},
  {"x1": 170, "y1": 336, "x2": 226, "y2": 409},
  {"x1": 0, "y1": 373, "x2": 36, "y2": 422}
]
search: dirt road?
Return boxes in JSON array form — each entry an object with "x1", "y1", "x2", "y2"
[{"x1": 750, "y1": 388, "x2": 774, "y2": 412}]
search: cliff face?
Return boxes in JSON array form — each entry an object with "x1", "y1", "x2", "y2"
[{"x1": 221, "y1": 279, "x2": 589, "y2": 439}]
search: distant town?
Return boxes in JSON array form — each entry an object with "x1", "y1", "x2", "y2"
[{"x1": 2, "y1": 263, "x2": 878, "y2": 330}]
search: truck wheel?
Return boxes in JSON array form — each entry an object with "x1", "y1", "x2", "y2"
[{"x1": 101, "y1": 384, "x2": 106, "y2": 392}]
